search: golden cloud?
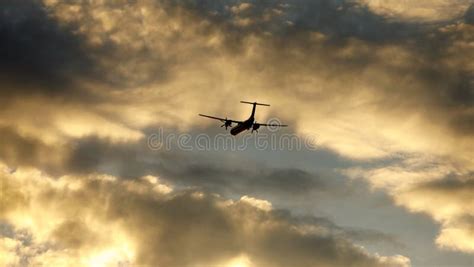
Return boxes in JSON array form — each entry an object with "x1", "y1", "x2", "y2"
[
  {"x1": 345, "y1": 160, "x2": 474, "y2": 253},
  {"x1": 0, "y1": 164, "x2": 409, "y2": 266}
]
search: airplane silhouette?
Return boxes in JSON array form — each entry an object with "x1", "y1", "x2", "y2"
[{"x1": 199, "y1": 101, "x2": 288, "y2": 135}]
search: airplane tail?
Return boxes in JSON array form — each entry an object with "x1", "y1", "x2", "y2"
[
  {"x1": 240, "y1": 101, "x2": 270, "y2": 106},
  {"x1": 241, "y1": 101, "x2": 269, "y2": 118}
]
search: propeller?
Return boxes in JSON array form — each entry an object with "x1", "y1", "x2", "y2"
[{"x1": 221, "y1": 118, "x2": 232, "y2": 130}]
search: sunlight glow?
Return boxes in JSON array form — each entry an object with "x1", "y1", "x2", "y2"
[{"x1": 226, "y1": 254, "x2": 252, "y2": 267}]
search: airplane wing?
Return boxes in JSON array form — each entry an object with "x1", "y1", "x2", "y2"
[
  {"x1": 255, "y1": 123, "x2": 288, "y2": 127},
  {"x1": 198, "y1": 114, "x2": 242, "y2": 124}
]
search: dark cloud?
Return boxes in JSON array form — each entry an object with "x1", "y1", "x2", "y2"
[
  {"x1": 110, "y1": 191, "x2": 240, "y2": 266},
  {"x1": 0, "y1": 126, "x2": 63, "y2": 174},
  {"x1": 0, "y1": 0, "x2": 91, "y2": 97},
  {"x1": 1, "y1": 0, "x2": 471, "y2": 113},
  {"x1": 279, "y1": 212, "x2": 404, "y2": 248},
  {"x1": 285, "y1": 1, "x2": 416, "y2": 42},
  {"x1": 0, "y1": 126, "x2": 44, "y2": 166},
  {"x1": 465, "y1": 4, "x2": 474, "y2": 24},
  {"x1": 414, "y1": 176, "x2": 474, "y2": 192},
  {"x1": 0, "y1": 0, "x2": 174, "y2": 98},
  {"x1": 344, "y1": 228, "x2": 404, "y2": 248},
  {"x1": 2, "y1": 0, "x2": 469, "y2": 135},
  {"x1": 173, "y1": 0, "x2": 419, "y2": 42},
  {"x1": 153, "y1": 1, "x2": 474, "y2": 142},
  {"x1": 248, "y1": 168, "x2": 324, "y2": 193},
  {"x1": 66, "y1": 135, "x2": 326, "y2": 196}
]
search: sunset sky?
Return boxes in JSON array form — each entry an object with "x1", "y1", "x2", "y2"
[{"x1": 1, "y1": 1, "x2": 474, "y2": 266}]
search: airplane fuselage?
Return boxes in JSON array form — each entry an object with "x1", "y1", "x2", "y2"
[
  {"x1": 230, "y1": 117, "x2": 254, "y2": 135},
  {"x1": 199, "y1": 101, "x2": 282, "y2": 136}
]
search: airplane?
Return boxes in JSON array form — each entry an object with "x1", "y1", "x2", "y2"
[{"x1": 199, "y1": 101, "x2": 288, "y2": 135}]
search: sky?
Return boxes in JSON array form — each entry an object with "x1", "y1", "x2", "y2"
[{"x1": 0, "y1": 0, "x2": 474, "y2": 266}]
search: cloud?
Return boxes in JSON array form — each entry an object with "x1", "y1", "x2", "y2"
[
  {"x1": 0, "y1": 0, "x2": 473, "y2": 259},
  {"x1": 1, "y1": 0, "x2": 470, "y2": 164},
  {"x1": 0, "y1": 165, "x2": 409, "y2": 267},
  {"x1": 396, "y1": 178, "x2": 474, "y2": 253},
  {"x1": 358, "y1": 0, "x2": 472, "y2": 22},
  {"x1": 230, "y1": 2, "x2": 253, "y2": 14},
  {"x1": 0, "y1": 0, "x2": 92, "y2": 98},
  {"x1": 0, "y1": 126, "x2": 65, "y2": 173},
  {"x1": 466, "y1": 4, "x2": 474, "y2": 24},
  {"x1": 345, "y1": 160, "x2": 474, "y2": 253},
  {"x1": 0, "y1": 1, "x2": 145, "y2": 145}
]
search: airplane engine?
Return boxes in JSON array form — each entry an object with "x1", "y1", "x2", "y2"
[
  {"x1": 221, "y1": 119, "x2": 232, "y2": 130},
  {"x1": 252, "y1": 123, "x2": 260, "y2": 133}
]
